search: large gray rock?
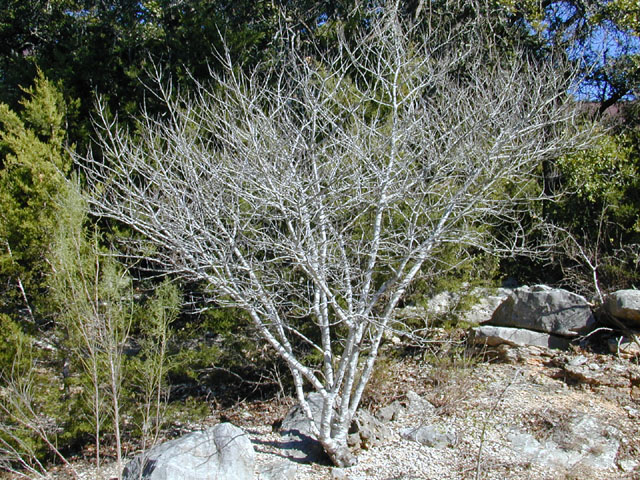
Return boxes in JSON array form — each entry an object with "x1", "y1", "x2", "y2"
[
  {"x1": 603, "y1": 290, "x2": 640, "y2": 327},
  {"x1": 279, "y1": 392, "x2": 330, "y2": 463},
  {"x1": 375, "y1": 400, "x2": 405, "y2": 423},
  {"x1": 404, "y1": 391, "x2": 435, "y2": 416},
  {"x1": 471, "y1": 325, "x2": 570, "y2": 350},
  {"x1": 489, "y1": 285, "x2": 595, "y2": 337},
  {"x1": 396, "y1": 287, "x2": 512, "y2": 326},
  {"x1": 562, "y1": 359, "x2": 636, "y2": 388},
  {"x1": 122, "y1": 423, "x2": 254, "y2": 480}
]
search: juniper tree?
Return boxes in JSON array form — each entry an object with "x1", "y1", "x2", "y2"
[{"x1": 0, "y1": 69, "x2": 72, "y2": 321}]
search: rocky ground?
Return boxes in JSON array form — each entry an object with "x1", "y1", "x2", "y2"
[
  {"x1": 46, "y1": 340, "x2": 640, "y2": 480},
  {"x1": 250, "y1": 344, "x2": 640, "y2": 480}
]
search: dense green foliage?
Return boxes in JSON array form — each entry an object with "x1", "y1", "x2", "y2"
[
  {"x1": 0, "y1": 70, "x2": 72, "y2": 322},
  {"x1": 488, "y1": 1, "x2": 640, "y2": 297},
  {"x1": 545, "y1": 109, "x2": 640, "y2": 296}
]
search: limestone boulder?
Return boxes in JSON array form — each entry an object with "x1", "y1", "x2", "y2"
[
  {"x1": 471, "y1": 325, "x2": 570, "y2": 350},
  {"x1": 560, "y1": 357, "x2": 638, "y2": 388},
  {"x1": 404, "y1": 390, "x2": 435, "y2": 416},
  {"x1": 375, "y1": 400, "x2": 404, "y2": 423},
  {"x1": 489, "y1": 285, "x2": 595, "y2": 337},
  {"x1": 279, "y1": 393, "x2": 389, "y2": 462},
  {"x1": 279, "y1": 392, "x2": 329, "y2": 463},
  {"x1": 461, "y1": 287, "x2": 513, "y2": 325},
  {"x1": 122, "y1": 423, "x2": 254, "y2": 480},
  {"x1": 603, "y1": 290, "x2": 640, "y2": 327},
  {"x1": 396, "y1": 287, "x2": 512, "y2": 327}
]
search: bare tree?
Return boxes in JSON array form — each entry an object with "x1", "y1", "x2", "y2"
[{"x1": 81, "y1": 2, "x2": 594, "y2": 466}]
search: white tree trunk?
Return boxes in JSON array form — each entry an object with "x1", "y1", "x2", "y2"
[{"x1": 80, "y1": 1, "x2": 597, "y2": 465}]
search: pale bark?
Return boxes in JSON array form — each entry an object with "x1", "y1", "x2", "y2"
[{"x1": 80, "y1": 1, "x2": 596, "y2": 466}]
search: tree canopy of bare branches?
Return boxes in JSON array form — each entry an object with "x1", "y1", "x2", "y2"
[{"x1": 81, "y1": 2, "x2": 595, "y2": 466}]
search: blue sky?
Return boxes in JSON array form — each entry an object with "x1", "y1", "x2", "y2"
[{"x1": 544, "y1": 1, "x2": 640, "y2": 101}]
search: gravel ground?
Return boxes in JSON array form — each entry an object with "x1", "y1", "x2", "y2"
[
  {"x1": 248, "y1": 358, "x2": 638, "y2": 480},
  {"x1": 39, "y1": 346, "x2": 640, "y2": 480}
]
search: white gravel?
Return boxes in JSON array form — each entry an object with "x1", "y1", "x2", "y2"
[{"x1": 46, "y1": 349, "x2": 639, "y2": 480}]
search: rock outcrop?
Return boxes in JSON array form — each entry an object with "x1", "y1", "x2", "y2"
[
  {"x1": 348, "y1": 409, "x2": 389, "y2": 451},
  {"x1": 400, "y1": 424, "x2": 457, "y2": 448},
  {"x1": 489, "y1": 285, "x2": 595, "y2": 337},
  {"x1": 471, "y1": 325, "x2": 570, "y2": 350},
  {"x1": 122, "y1": 423, "x2": 254, "y2": 480},
  {"x1": 602, "y1": 289, "x2": 640, "y2": 327},
  {"x1": 470, "y1": 285, "x2": 598, "y2": 351},
  {"x1": 461, "y1": 288, "x2": 513, "y2": 325},
  {"x1": 508, "y1": 413, "x2": 620, "y2": 471},
  {"x1": 256, "y1": 460, "x2": 298, "y2": 480}
]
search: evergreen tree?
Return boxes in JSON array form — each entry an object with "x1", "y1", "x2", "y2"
[{"x1": 0, "y1": 70, "x2": 72, "y2": 323}]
